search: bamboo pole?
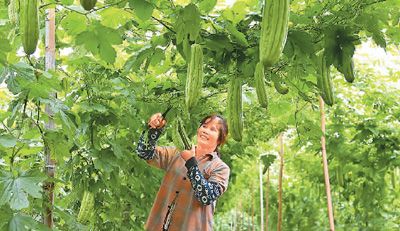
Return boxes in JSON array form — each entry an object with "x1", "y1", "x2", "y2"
[
  {"x1": 265, "y1": 169, "x2": 269, "y2": 231},
  {"x1": 234, "y1": 206, "x2": 237, "y2": 231},
  {"x1": 43, "y1": 8, "x2": 56, "y2": 228},
  {"x1": 277, "y1": 133, "x2": 284, "y2": 231},
  {"x1": 319, "y1": 96, "x2": 335, "y2": 231}
]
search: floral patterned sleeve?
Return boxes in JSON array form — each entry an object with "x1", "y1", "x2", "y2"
[
  {"x1": 184, "y1": 157, "x2": 224, "y2": 206},
  {"x1": 136, "y1": 128, "x2": 164, "y2": 160}
]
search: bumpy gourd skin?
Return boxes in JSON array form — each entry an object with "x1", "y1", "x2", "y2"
[
  {"x1": 77, "y1": 191, "x2": 95, "y2": 224},
  {"x1": 317, "y1": 54, "x2": 334, "y2": 106},
  {"x1": 8, "y1": 0, "x2": 19, "y2": 25},
  {"x1": 259, "y1": 0, "x2": 290, "y2": 67},
  {"x1": 341, "y1": 59, "x2": 355, "y2": 83},
  {"x1": 172, "y1": 117, "x2": 191, "y2": 150},
  {"x1": 228, "y1": 76, "x2": 243, "y2": 142},
  {"x1": 254, "y1": 62, "x2": 268, "y2": 108},
  {"x1": 185, "y1": 44, "x2": 204, "y2": 110},
  {"x1": 20, "y1": 0, "x2": 39, "y2": 55}
]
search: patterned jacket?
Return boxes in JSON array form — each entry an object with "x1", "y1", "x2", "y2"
[{"x1": 136, "y1": 128, "x2": 230, "y2": 230}]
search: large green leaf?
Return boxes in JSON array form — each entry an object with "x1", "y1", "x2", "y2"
[
  {"x1": 100, "y1": 7, "x2": 132, "y2": 29},
  {"x1": 129, "y1": 0, "x2": 154, "y2": 21},
  {"x1": 198, "y1": 0, "x2": 217, "y2": 13},
  {"x1": 76, "y1": 23, "x2": 123, "y2": 64},
  {"x1": 44, "y1": 130, "x2": 73, "y2": 164},
  {"x1": 175, "y1": 4, "x2": 201, "y2": 44},
  {"x1": 8, "y1": 213, "x2": 50, "y2": 231},
  {"x1": 61, "y1": 12, "x2": 87, "y2": 35},
  {"x1": 0, "y1": 170, "x2": 46, "y2": 210},
  {"x1": 0, "y1": 134, "x2": 17, "y2": 148}
]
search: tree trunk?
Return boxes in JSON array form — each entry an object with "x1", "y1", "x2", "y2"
[
  {"x1": 319, "y1": 96, "x2": 335, "y2": 231},
  {"x1": 277, "y1": 133, "x2": 284, "y2": 231},
  {"x1": 43, "y1": 8, "x2": 56, "y2": 228}
]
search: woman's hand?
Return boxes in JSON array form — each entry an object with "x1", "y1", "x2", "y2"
[
  {"x1": 148, "y1": 113, "x2": 167, "y2": 129},
  {"x1": 181, "y1": 145, "x2": 195, "y2": 161}
]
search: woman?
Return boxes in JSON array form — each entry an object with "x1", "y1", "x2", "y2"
[{"x1": 136, "y1": 113, "x2": 230, "y2": 231}]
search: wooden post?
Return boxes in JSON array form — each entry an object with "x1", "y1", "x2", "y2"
[
  {"x1": 259, "y1": 160, "x2": 264, "y2": 231},
  {"x1": 265, "y1": 169, "x2": 269, "y2": 231},
  {"x1": 319, "y1": 96, "x2": 335, "y2": 231},
  {"x1": 277, "y1": 133, "x2": 284, "y2": 231},
  {"x1": 43, "y1": 8, "x2": 56, "y2": 228}
]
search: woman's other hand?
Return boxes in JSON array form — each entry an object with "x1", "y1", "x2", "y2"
[
  {"x1": 181, "y1": 145, "x2": 195, "y2": 161},
  {"x1": 148, "y1": 113, "x2": 167, "y2": 129}
]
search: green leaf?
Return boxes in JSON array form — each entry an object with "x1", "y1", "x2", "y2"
[
  {"x1": 9, "y1": 213, "x2": 50, "y2": 231},
  {"x1": 44, "y1": 131, "x2": 72, "y2": 164},
  {"x1": 175, "y1": 4, "x2": 201, "y2": 44},
  {"x1": 222, "y1": 1, "x2": 247, "y2": 24},
  {"x1": 123, "y1": 46, "x2": 153, "y2": 72},
  {"x1": 198, "y1": 0, "x2": 217, "y2": 13},
  {"x1": 76, "y1": 31, "x2": 99, "y2": 55},
  {"x1": 357, "y1": 14, "x2": 386, "y2": 49},
  {"x1": 324, "y1": 26, "x2": 358, "y2": 67},
  {"x1": 96, "y1": 25, "x2": 123, "y2": 45},
  {"x1": 61, "y1": 12, "x2": 87, "y2": 35},
  {"x1": 261, "y1": 154, "x2": 276, "y2": 173},
  {"x1": 0, "y1": 134, "x2": 16, "y2": 147},
  {"x1": 93, "y1": 148, "x2": 119, "y2": 173},
  {"x1": 287, "y1": 30, "x2": 314, "y2": 56},
  {"x1": 204, "y1": 33, "x2": 233, "y2": 51},
  {"x1": 0, "y1": 170, "x2": 46, "y2": 210},
  {"x1": 100, "y1": 7, "x2": 132, "y2": 29},
  {"x1": 99, "y1": 40, "x2": 117, "y2": 64},
  {"x1": 129, "y1": 0, "x2": 154, "y2": 21},
  {"x1": 225, "y1": 21, "x2": 248, "y2": 47},
  {"x1": 150, "y1": 48, "x2": 166, "y2": 66},
  {"x1": 76, "y1": 24, "x2": 122, "y2": 64},
  {"x1": 61, "y1": 0, "x2": 74, "y2": 5},
  {"x1": 0, "y1": 36, "x2": 11, "y2": 65}
]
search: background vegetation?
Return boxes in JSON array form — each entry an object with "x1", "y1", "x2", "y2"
[{"x1": 0, "y1": 0, "x2": 399, "y2": 230}]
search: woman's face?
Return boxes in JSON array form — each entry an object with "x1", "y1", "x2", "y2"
[{"x1": 197, "y1": 117, "x2": 220, "y2": 150}]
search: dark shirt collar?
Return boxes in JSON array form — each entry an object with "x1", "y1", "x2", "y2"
[{"x1": 204, "y1": 151, "x2": 218, "y2": 160}]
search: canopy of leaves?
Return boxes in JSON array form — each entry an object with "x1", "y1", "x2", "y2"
[{"x1": 0, "y1": 0, "x2": 399, "y2": 229}]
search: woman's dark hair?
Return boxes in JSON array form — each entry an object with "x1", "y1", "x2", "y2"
[{"x1": 199, "y1": 114, "x2": 228, "y2": 156}]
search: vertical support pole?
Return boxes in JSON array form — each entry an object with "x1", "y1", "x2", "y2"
[
  {"x1": 265, "y1": 169, "x2": 269, "y2": 231},
  {"x1": 319, "y1": 96, "x2": 335, "y2": 231},
  {"x1": 251, "y1": 184, "x2": 255, "y2": 231},
  {"x1": 277, "y1": 133, "x2": 284, "y2": 231},
  {"x1": 259, "y1": 160, "x2": 264, "y2": 231},
  {"x1": 43, "y1": 7, "x2": 56, "y2": 228}
]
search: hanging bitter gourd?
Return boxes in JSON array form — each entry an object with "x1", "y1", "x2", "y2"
[
  {"x1": 227, "y1": 76, "x2": 243, "y2": 142},
  {"x1": 8, "y1": 0, "x2": 19, "y2": 25},
  {"x1": 185, "y1": 44, "x2": 204, "y2": 110},
  {"x1": 20, "y1": 0, "x2": 39, "y2": 55},
  {"x1": 259, "y1": 0, "x2": 290, "y2": 67},
  {"x1": 270, "y1": 71, "x2": 289, "y2": 95},
  {"x1": 339, "y1": 58, "x2": 355, "y2": 83},
  {"x1": 316, "y1": 53, "x2": 334, "y2": 106},
  {"x1": 80, "y1": 0, "x2": 97, "y2": 11},
  {"x1": 254, "y1": 62, "x2": 268, "y2": 108},
  {"x1": 77, "y1": 191, "x2": 95, "y2": 224},
  {"x1": 171, "y1": 117, "x2": 191, "y2": 150}
]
